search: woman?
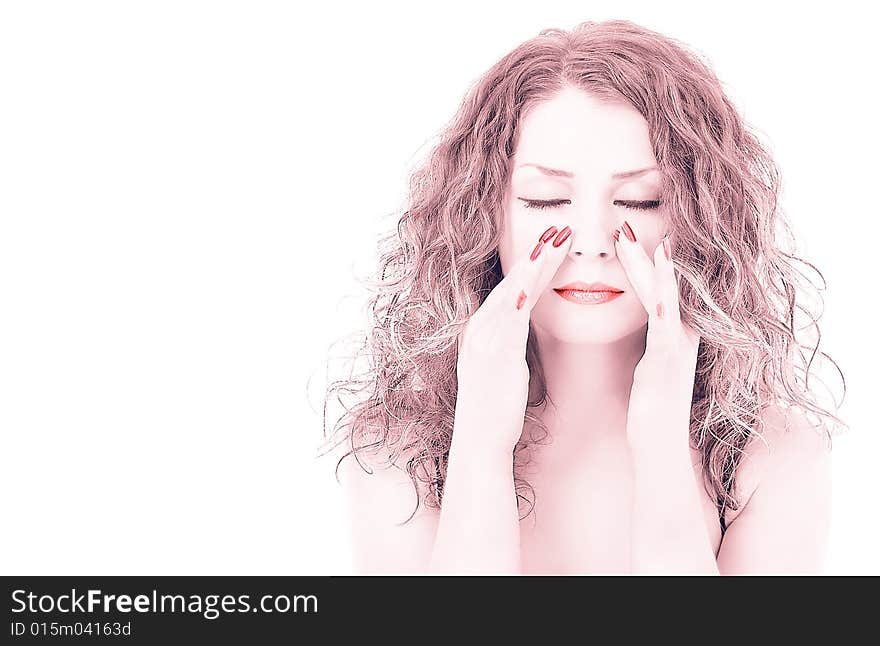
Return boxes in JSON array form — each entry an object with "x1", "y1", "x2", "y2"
[{"x1": 320, "y1": 19, "x2": 846, "y2": 574}]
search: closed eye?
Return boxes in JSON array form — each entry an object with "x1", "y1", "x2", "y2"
[
  {"x1": 617, "y1": 200, "x2": 662, "y2": 211},
  {"x1": 518, "y1": 198, "x2": 570, "y2": 210},
  {"x1": 517, "y1": 198, "x2": 662, "y2": 211}
]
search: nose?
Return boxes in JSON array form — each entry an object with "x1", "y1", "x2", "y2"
[{"x1": 569, "y1": 227, "x2": 617, "y2": 258}]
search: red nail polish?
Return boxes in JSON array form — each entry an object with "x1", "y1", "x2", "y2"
[
  {"x1": 656, "y1": 302, "x2": 664, "y2": 318},
  {"x1": 530, "y1": 240, "x2": 544, "y2": 261},
  {"x1": 613, "y1": 229, "x2": 620, "y2": 242},
  {"x1": 622, "y1": 221, "x2": 636, "y2": 243},
  {"x1": 552, "y1": 226, "x2": 572, "y2": 247},
  {"x1": 516, "y1": 290, "x2": 527, "y2": 310},
  {"x1": 540, "y1": 226, "x2": 558, "y2": 243},
  {"x1": 662, "y1": 235, "x2": 671, "y2": 261}
]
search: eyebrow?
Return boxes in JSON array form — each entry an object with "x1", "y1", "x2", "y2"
[{"x1": 517, "y1": 163, "x2": 659, "y2": 179}]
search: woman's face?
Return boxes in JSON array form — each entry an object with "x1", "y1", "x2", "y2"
[{"x1": 499, "y1": 86, "x2": 669, "y2": 345}]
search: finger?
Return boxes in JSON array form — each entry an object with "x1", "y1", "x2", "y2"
[
  {"x1": 652, "y1": 233, "x2": 681, "y2": 329},
  {"x1": 518, "y1": 224, "x2": 572, "y2": 313},
  {"x1": 485, "y1": 224, "x2": 572, "y2": 314},
  {"x1": 614, "y1": 220, "x2": 659, "y2": 315},
  {"x1": 655, "y1": 234, "x2": 700, "y2": 352}
]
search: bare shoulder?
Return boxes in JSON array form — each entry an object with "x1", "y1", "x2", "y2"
[
  {"x1": 333, "y1": 426, "x2": 440, "y2": 573},
  {"x1": 715, "y1": 403, "x2": 834, "y2": 573},
  {"x1": 335, "y1": 429, "x2": 434, "y2": 509},
  {"x1": 729, "y1": 403, "x2": 833, "y2": 519},
  {"x1": 337, "y1": 441, "x2": 432, "y2": 508}
]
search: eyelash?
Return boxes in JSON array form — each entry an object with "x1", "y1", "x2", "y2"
[{"x1": 519, "y1": 199, "x2": 662, "y2": 211}]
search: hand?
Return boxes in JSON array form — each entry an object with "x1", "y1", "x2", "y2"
[
  {"x1": 453, "y1": 225, "x2": 572, "y2": 456},
  {"x1": 614, "y1": 221, "x2": 701, "y2": 453}
]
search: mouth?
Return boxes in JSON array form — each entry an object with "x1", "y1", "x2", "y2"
[{"x1": 553, "y1": 281, "x2": 624, "y2": 305}]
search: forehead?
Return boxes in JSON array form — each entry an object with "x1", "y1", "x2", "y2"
[{"x1": 512, "y1": 87, "x2": 655, "y2": 175}]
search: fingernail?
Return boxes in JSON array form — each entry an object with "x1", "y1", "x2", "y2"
[
  {"x1": 530, "y1": 240, "x2": 544, "y2": 261},
  {"x1": 551, "y1": 225, "x2": 572, "y2": 247},
  {"x1": 656, "y1": 302, "x2": 664, "y2": 318},
  {"x1": 622, "y1": 221, "x2": 636, "y2": 243},
  {"x1": 662, "y1": 235, "x2": 671, "y2": 261},
  {"x1": 613, "y1": 229, "x2": 620, "y2": 242},
  {"x1": 540, "y1": 226, "x2": 558, "y2": 243},
  {"x1": 516, "y1": 290, "x2": 527, "y2": 310}
]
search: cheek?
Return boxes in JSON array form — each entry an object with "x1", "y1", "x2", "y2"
[
  {"x1": 631, "y1": 220, "x2": 665, "y2": 254},
  {"x1": 499, "y1": 212, "x2": 534, "y2": 273},
  {"x1": 507, "y1": 212, "x2": 557, "y2": 258},
  {"x1": 497, "y1": 226, "x2": 516, "y2": 276}
]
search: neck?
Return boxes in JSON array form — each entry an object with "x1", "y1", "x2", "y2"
[{"x1": 526, "y1": 324, "x2": 647, "y2": 448}]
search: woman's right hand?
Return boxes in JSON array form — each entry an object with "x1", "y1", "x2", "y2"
[{"x1": 453, "y1": 225, "x2": 573, "y2": 457}]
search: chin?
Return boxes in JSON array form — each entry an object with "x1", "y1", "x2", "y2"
[{"x1": 531, "y1": 296, "x2": 648, "y2": 345}]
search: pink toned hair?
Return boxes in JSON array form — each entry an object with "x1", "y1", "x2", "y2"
[{"x1": 319, "y1": 19, "x2": 847, "y2": 527}]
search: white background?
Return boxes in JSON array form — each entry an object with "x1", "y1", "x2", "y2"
[{"x1": 1, "y1": 1, "x2": 876, "y2": 574}]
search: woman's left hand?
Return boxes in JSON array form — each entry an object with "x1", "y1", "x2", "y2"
[{"x1": 614, "y1": 221, "x2": 702, "y2": 454}]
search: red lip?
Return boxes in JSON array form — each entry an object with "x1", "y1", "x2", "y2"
[{"x1": 554, "y1": 281, "x2": 623, "y2": 293}]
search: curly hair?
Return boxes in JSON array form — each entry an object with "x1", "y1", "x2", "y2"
[{"x1": 318, "y1": 19, "x2": 848, "y2": 531}]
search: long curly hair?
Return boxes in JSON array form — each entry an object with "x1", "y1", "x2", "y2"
[{"x1": 318, "y1": 19, "x2": 848, "y2": 530}]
